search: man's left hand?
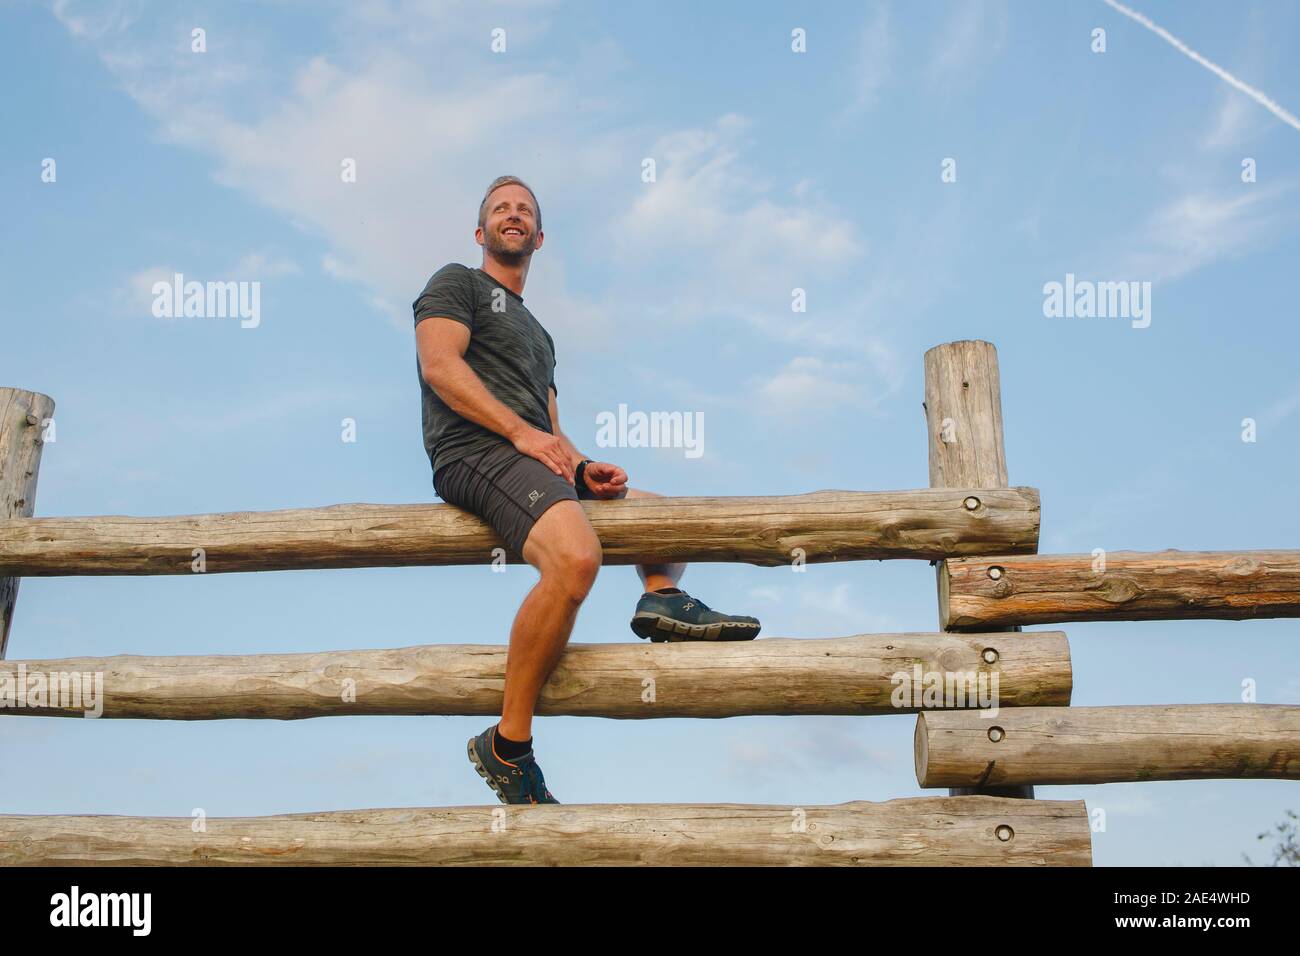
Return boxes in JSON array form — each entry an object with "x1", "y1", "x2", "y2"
[{"x1": 581, "y1": 461, "x2": 629, "y2": 499}]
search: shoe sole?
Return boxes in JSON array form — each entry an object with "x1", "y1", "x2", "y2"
[
  {"x1": 467, "y1": 736, "x2": 511, "y2": 805},
  {"x1": 631, "y1": 612, "x2": 761, "y2": 643}
]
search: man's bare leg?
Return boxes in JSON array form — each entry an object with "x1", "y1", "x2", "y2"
[
  {"x1": 497, "y1": 499, "x2": 602, "y2": 742},
  {"x1": 621, "y1": 487, "x2": 687, "y2": 593},
  {"x1": 620, "y1": 486, "x2": 761, "y2": 642}
]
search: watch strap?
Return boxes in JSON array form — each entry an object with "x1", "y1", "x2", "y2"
[{"x1": 574, "y1": 459, "x2": 596, "y2": 499}]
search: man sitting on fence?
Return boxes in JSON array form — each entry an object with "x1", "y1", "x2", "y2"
[{"x1": 412, "y1": 175, "x2": 762, "y2": 805}]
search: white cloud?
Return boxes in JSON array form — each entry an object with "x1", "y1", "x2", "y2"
[
  {"x1": 53, "y1": 2, "x2": 906, "y2": 414},
  {"x1": 755, "y1": 356, "x2": 871, "y2": 420},
  {"x1": 724, "y1": 717, "x2": 897, "y2": 786},
  {"x1": 844, "y1": 3, "x2": 893, "y2": 116},
  {"x1": 50, "y1": 0, "x2": 137, "y2": 40},
  {"x1": 51, "y1": 3, "x2": 632, "y2": 346},
  {"x1": 1202, "y1": 90, "x2": 1257, "y2": 151},
  {"x1": 619, "y1": 114, "x2": 862, "y2": 277},
  {"x1": 121, "y1": 265, "x2": 175, "y2": 316},
  {"x1": 926, "y1": 0, "x2": 1007, "y2": 87},
  {"x1": 232, "y1": 252, "x2": 300, "y2": 279},
  {"x1": 1262, "y1": 385, "x2": 1300, "y2": 430},
  {"x1": 606, "y1": 113, "x2": 908, "y2": 411},
  {"x1": 1117, "y1": 184, "x2": 1296, "y2": 284},
  {"x1": 320, "y1": 254, "x2": 355, "y2": 282},
  {"x1": 1196, "y1": 17, "x2": 1280, "y2": 151}
]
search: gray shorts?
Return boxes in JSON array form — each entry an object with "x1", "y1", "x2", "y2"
[{"x1": 433, "y1": 442, "x2": 582, "y2": 558}]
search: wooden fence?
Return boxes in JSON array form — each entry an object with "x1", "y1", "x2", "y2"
[{"x1": 1, "y1": 340, "x2": 1294, "y2": 866}]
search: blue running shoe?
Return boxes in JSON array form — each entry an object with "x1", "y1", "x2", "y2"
[
  {"x1": 467, "y1": 724, "x2": 560, "y2": 804},
  {"x1": 630, "y1": 588, "x2": 762, "y2": 643}
]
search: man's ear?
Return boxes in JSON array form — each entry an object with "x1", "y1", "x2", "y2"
[
  {"x1": 533, "y1": 229, "x2": 544, "y2": 251},
  {"x1": 474, "y1": 226, "x2": 485, "y2": 248}
]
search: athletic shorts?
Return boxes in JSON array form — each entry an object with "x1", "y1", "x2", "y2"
[{"x1": 433, "y1": 441, "x2": 590, "y2": 558}]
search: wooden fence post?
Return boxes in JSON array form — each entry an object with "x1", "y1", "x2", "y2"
[
  {"x1": 0, "y1": 389, "x2": 54, "y2": 659},
  {"x1": 923, "y1": 341, "x2": 1034, "y2": 799}
]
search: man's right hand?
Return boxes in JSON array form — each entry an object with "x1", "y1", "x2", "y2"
[{"x1": 512, "y1": 427, "x2": 575, "y2": 484}]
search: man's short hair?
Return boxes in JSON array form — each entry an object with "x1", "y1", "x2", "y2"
[{"x1": 478, "y1": 175, "x2": 542, "y2": 232}]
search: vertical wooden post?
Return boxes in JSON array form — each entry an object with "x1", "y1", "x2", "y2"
[
  {"x1": 0, "y1": 388, "x2": 55, "y2": 659},
  {"x1": 922, "y1": 341, "x2": 1034, "y2": 799}
]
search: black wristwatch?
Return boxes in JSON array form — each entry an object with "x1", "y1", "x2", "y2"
[{"x1": 574, "y1": 459, "x2": 597, "y2": 499}]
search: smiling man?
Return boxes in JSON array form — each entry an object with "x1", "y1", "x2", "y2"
[{"x1": 412, "y1": 175, "x2": 761, "y2": 805}]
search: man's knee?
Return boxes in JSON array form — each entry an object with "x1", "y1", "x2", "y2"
[
  {"x1": 558, "y1": 542, "x2": 601, "y2": 599},
  {"x1": 541, "y1": 535, "x2": 600, "y2": 604},
  {"x1": 526, "y1": 502, "x2": 603, "y2": 601}
]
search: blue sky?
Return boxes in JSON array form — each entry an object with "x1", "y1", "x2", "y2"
[{"x1": 2, "y1": 0, "x2": 1298, "y2": 866}]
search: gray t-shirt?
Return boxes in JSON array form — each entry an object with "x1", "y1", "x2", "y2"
[{"x1": 412, "y1": 263, "x2": 558, "y2": 477}]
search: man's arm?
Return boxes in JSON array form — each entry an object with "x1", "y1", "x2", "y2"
[
  {"x1": 416, "y1": 316, "x2": 529, "y2": 443},
  {"x1": 547, "y1": 387, "x2": 590, "y2": 474},
  {"x1": 416, "y1": 317, "x2": 572, "y2": 480}
]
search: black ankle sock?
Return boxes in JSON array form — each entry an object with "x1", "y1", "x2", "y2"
[
  {"x1": 494, "y1": 725, "x2": 532, "y2": 760},
  {"x1": 652, "y1": 587, "x2": 683, "y2": 595}
]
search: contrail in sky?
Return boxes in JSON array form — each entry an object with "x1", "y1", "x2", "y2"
[{"x1": 1101, "y1": 0, "x2": 1300, "y2": 134}]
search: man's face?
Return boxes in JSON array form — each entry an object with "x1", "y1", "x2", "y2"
[{"x1": 477, "y1": 184, "x2": 541, "y2": 261}]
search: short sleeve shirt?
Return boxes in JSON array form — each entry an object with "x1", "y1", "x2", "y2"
[{"x1": 412, "y1": 263, "x2": 558, "y2": 476}]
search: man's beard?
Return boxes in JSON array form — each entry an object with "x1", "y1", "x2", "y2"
[{"x1": 484, "y1": 228, "x2": 535, "y2": 263}]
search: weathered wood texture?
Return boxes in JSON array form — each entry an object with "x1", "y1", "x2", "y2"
[
  {"x1": 924, "y1": 340, "x2": 1009, "y2": 488},
  {"x1": 0, "y1": 796, "x2": 1092, "y2": 866},
  {"x1": 915, "y1": 704, "x2": 1300, "y2": 787},
  {"x1": 0, "y1": 488, "x2": 1040, "y2": 575},
  {"x1": 0, "y1": 631, "x2": 1071, "y2": 720},
  {"x1": 923, "y1": 341, "x2": 1035, "y2": 800},
  {"x1": 0, "y1": 389, "x2": 55, "y2": 658},
  {"x1": 942, "y1": 550, "x2": 1300, "y2": 628}
]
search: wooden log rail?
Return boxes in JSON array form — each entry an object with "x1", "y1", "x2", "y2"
[
  {"x1": 941, "y1": 550, "x2": 1300, "y2": 628},
  {"x1": 914, "y1": 704, "x2": 1300, "y2": 787},
  {"x1": 0, "y1": 488, "x2": 1040, "y2": 576},
  {"x1": 0, "y1": 796, "x2": 1092, "y2": 866},
  {"x1": 0, "y1": 631, "x2": 1071, "y2": 720}
]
